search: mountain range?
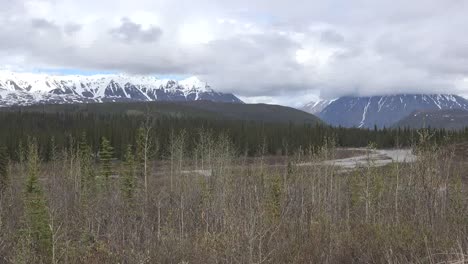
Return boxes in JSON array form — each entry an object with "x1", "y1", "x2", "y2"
[
  {"x1": 0, "y1": 71, "x2": 243, "y2": 107},
  {"x1": 302, "y1": 94, "x2": 468, "y2": 129},
  {"x1": 3, "y1": 71, "x2": 468, "y2": 129}
]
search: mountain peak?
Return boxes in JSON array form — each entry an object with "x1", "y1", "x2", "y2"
[
  {"x1": 301, "y1": 99, "x2": 336, "y2": 114},
  {"x1": 0, "y1": 71, "x2": 243, "y2": 106},
  {"x1": 306, "y1": 94, "x2": 468, "y2": 128},
  {"x1": 178, "y1": 76, "x2": 212, "y2": 92}
]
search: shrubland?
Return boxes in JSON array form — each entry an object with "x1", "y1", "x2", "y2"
[{"x1": 0, "y1": 125, "x2": 467, "y2": 263}]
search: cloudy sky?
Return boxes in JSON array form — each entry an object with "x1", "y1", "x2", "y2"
[{"x1": 1, "y1": 0, "x2": 468, "y2": 106}]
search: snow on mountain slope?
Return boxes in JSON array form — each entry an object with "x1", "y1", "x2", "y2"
[
  {"x1": 317, "y1": 94, "x2": 468, "y2": 128},
  {"x1": 0, "y1": 71, "x2": 243, "y2": 107},
  {"x1": 301, "y1": 99, "x2": 336, "y2": 114}
]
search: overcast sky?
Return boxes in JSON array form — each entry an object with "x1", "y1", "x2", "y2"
[{"x1": 1, "y1": 0, "x2": 468, "y2": 106}]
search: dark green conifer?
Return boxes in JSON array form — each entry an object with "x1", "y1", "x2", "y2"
[
  {"x1": 99, "y1": 137, "x2": 114, "y2": 180},
  {"x1": 79, "y1": 133, "x2": 95, "y2": 192},
  {"x1": 0, "y1": 145, "x2": 9, "y2": 193},
  {"x1": 24, "y1": 139, "x2": 52, "y2": 262},
  {"x1": 121, "y1": 144, "x2": 136, "y2": 201}
]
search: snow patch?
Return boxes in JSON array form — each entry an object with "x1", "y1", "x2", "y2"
[{"x1": 358, "y1": 97, "x2": 371, "y2": 128}]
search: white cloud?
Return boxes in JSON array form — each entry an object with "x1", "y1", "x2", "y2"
[{"x1": 1, "y1": 0, "x2": 468, "y2": 105}]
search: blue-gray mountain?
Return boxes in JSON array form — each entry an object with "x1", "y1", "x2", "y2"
[
  {"x1": 394, "y1": 109, "x2": 468, "y2": 130},
  {"x1": 303, "y1": 94, "x2": 468, "y2": 128},
  {"x1": 0, "y1": 72, "x2": 243, "y2": 107}
]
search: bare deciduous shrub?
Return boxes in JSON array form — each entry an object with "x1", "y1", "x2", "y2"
[{"x1": 0, "y1": 130, "x2": 467, "y2": 263}]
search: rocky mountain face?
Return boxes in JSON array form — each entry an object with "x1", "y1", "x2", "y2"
[
  {"x1": 394, "y1": 109, "x2": 468, "y2": 130},
  {"x1": 302, "y1": 94, "x2": 468, "y2": 128},
  {"x1": 0, "y1": 71, "x2": 243, "y2": 107},
  {"x1": 300, "y1": 99, "x2": 335, "y2": 114}
]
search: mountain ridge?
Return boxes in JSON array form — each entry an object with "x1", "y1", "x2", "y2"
[
  {"x1": 395, "y1": 108, "x2": 468, "y2": 130},
  {"x1": 0, "y1": 71, "x2": 243, "y2": 106},
  {"x1": 302, "y1": 94, "x2": 468, "y2": 128},
  {"x1": 0, "y1": 100, "x2": 322, "y2": 125},
  {"x1": 301, "y1": 99, "x2": 336, "y2": 114}
]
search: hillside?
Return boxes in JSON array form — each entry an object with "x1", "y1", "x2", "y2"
[
  {"x1": 1, "y1": 100, "x2": 322, "y2": 125},
  {"x1": 395, "y1": 109, "x2": 468, "y2": 130}
]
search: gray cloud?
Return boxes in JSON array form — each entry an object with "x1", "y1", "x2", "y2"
[
  {"x1": 31, "y1": 18, "x2": 58, "y2": 30},
  {"x1": 64, "y1": 23, "x2": 82, "y2": 35},
  {"x1": 320, "y1": 30, "x2": 345, "y2": 44},
  {"x1": 197, "y1": 34, "x2": 306, "y2": 97},
  {"x1": 109, "y1": 18, "x2": 162, "y2": 43},
  {"x1": 0, "y1": 0, "x2": 468, "y2": 106}
]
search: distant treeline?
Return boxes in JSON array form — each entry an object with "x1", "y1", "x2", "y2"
[{"x1": 1, "y1": 110, "x2": 467, "y2": 161}]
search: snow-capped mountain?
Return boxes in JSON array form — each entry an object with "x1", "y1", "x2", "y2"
[
  {"x1": 0, "y1": 71, "x2": 243, "y2": 107},
  {"x1": 314, "y1": 94, "x2": 468, "y2": 128},
  {"x1": 301, "y1": 99, "x2": 336, "y2": 114}
]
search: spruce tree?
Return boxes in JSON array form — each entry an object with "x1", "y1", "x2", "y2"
[
  {"x1": 135, "y1": 126, "x2": 146, "y2": 177},
  {"x1": 0, "y1": 145, "x2": 9, "y2": 194},
  {"x1": 24, "y1": 139, "x2": 52, "y2": 262},
  {"x1": 18, "y1": 140, "x2": 26, "y2": 165},
  {"x1": 121, "y1": 144, "x2": 136, "y2": 201},
  {"x1": 79, "y1": 133, "x2": 95, "y2": 193},
  {"x1": 47, "y1": 136, "x2": 58, "y2": 163},
  {"x1": 99, "y1": 137, "x2": 114, "y2": 180}
]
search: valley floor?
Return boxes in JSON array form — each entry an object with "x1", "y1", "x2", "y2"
[
  {"x1": 1, "y1": 141, "x2": 467, "y2": 263},
  {"x1": 318, "y1": 148, "x2": 416, "y2": 169},
  {"x1": 180, "y1": 148, "x2": 417, "y2": 177}
]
